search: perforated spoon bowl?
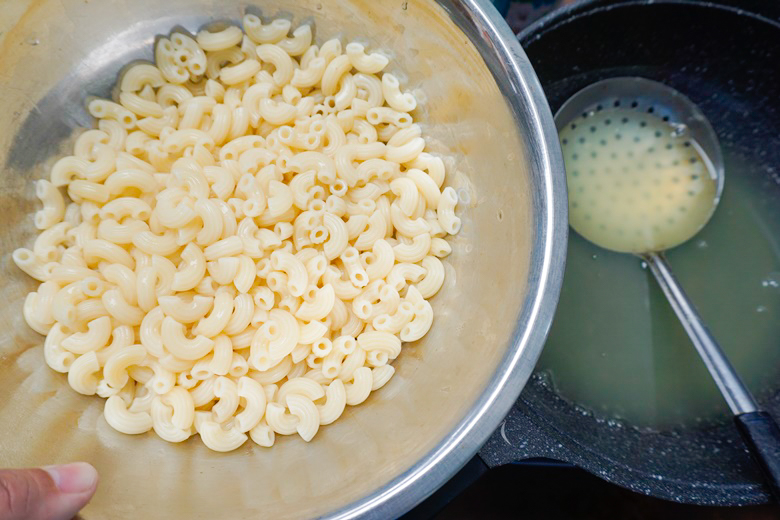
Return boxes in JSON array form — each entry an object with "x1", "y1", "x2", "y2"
[{"x1": 556, "y1": 77, "x2": 780, "y2": 500}]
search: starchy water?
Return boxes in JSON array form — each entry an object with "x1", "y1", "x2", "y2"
[{"x1": 539, "y1": 150, "x2": 780, "y2": 429}]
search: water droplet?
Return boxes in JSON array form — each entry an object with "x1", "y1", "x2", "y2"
[
  {"x1": 26, "y1": 37, "x2": 40, "y2": 46},
  {"x1": 697, "y1": 240, "x2": 708, "y2": 248},
  {"x1": 756, "y1": 305, "x2": 768, "y2": 313},
  {"x1": 591, "y1": 254, "x2": 598, "y2": 260},
  {"x1": 761, "y1": 273, "x2": 780, "y2": 290},
  {"x1": 640, "y1": 261, "x2": 648, "y2": 269}
]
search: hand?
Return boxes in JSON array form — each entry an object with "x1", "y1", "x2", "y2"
[{"x1": 0, "y1": 463, "x2": 98, "y2": 520}]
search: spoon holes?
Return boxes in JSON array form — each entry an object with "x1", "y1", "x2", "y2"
[
  {"x1": 614, "y1": 100, "x2": 621, "y2": 107},
  {"x1": 639, "y1": 121, "x2": 647, "y2": 127},
  {"x1": 622, "y1": 117, "x2": 629, "y2": 124},
  {"x1": 684, "y1": 141, "x2": 691, "y2": 147},
  {"x1": 562, "y1": 138, "x2": 568, "y2": 145},
  {"x1": 590, "y1": 126, "x2": 596, "y2": 133},
  {"x1": 691, "y1": 174, "x2": 699, "y2": 180},
  {"x1": 666, "y1": 144, "x2": 673, "y2": 149},
  {"x1": 631, "y1": 101, "x2": 638, "y2": 108},
  {"x1": 647, "y1": 106, "x2": 655, "y2": 114},
  {"x1": 662, "y1": 116, "x2": 670, "y2": 122},
  {"x1": 654, "y1": 131, "x2": 662, "y2": 137}
]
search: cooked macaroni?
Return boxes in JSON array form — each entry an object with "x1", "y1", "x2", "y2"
[{"x1": 14, "y1": 15, "x2": 460, "y2": 451}]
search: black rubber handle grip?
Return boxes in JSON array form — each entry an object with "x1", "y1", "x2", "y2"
[{"x1": 735, "y1": 411, "x2": 780, "y2": 502}]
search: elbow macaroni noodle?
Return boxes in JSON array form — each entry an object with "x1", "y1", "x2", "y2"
[{"x1": 14, "y1": 15, "x2": 460, "y2": 451}]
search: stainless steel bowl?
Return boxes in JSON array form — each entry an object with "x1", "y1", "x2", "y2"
[{"x1": 0, "y1": 1, "x2": 566, "y2": 518}]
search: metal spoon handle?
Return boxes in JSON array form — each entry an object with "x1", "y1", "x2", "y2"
[
  {"x1": 643, "y1": 251, "x2": 757, "y2": 415},
  {"x1": 644, "y1": 252, "x2": 780, "y2": 501}
]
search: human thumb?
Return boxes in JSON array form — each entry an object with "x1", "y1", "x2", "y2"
[{"x1": 0, "y1": 462, "x2": 98, "y2": 520}]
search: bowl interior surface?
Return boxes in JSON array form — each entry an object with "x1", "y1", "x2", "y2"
[{"x1": 0, "y1": 1, "x2": 551, "y2": 517}]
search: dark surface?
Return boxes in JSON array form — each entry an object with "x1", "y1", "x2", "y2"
[
  {"x1": 434, "y1": 464, "x2": 780, "y2": 519},
  {"x1": 474, "y1": 0, "x2": 780, "y2": 506}
]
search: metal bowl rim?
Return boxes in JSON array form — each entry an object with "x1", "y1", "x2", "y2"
[{"x1": 330, "y1": 1, "x2": 567, "y2": 517}]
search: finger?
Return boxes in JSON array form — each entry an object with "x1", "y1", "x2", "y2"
[{"x1": 0, "y1": 463, "x2": 98, "y2": 520}]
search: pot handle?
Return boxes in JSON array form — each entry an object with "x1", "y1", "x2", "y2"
[
  {"x1": 478, "y1": 397, "x2": 577, "y2": 467},
  {"x1": 735, "y1": 411, "x2": 780, "y2": 501}
]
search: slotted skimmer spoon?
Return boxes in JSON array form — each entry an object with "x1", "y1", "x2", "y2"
[{"x1": 555, "y1": 76, "x2": 780, "y2": 500}]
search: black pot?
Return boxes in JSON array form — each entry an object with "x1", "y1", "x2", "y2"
[{"x1": 478, "y1": 0, "x2": 780, "y2": 506}]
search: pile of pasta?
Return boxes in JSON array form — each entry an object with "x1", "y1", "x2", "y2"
[{"x1": 13, "y1": 15, "x2": 460, "y2": 452}]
